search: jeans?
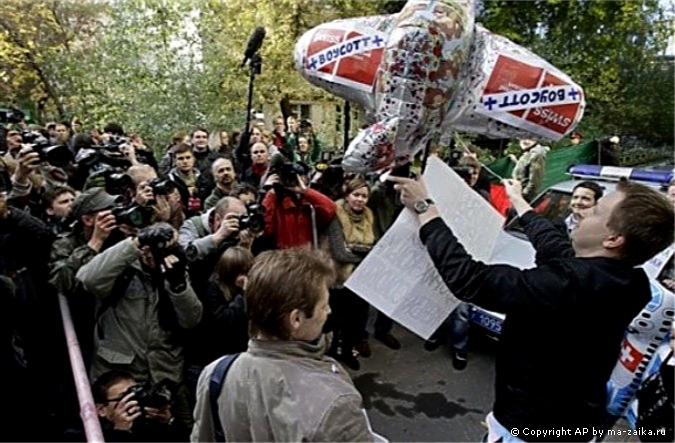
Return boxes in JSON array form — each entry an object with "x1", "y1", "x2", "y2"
[{"x1": 448, "y1": 302, "x2": 470, "y2": 352}]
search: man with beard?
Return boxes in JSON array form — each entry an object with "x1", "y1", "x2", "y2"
[{"x1": 204, "y1": 158, "x2": 237, "y2": 211}]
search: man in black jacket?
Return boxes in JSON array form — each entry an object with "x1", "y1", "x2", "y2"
[{"x1": 388, "y1": 175, "x2": 674, "y2": 442}]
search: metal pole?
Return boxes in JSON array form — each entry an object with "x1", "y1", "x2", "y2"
[
  {"x1": 58, "y1": 294, "x2": 105, "y2": 443},
  {"x1": 343, "y1": 100, "x2": 351, "y2": 153}
]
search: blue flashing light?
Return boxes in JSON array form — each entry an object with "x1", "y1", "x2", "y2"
[{"x1": 567, "y1": 165, "x2": 673, "y2": 185}]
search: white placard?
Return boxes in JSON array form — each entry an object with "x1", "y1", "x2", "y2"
[{"x1": 346, "y1": 156, "x2": 536, "y2": 339}]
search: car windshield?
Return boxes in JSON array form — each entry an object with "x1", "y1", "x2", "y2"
[{"x1": 505, "y1": 189, "x2": 572, "y2": 236}]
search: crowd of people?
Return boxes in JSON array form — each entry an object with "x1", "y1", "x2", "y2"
[
  {"x1": 0, "y1": 113, "x2": 410, "y2": 442},
  {"x1": 1, "y1": 110, "x2": 673, "y2": 442}
]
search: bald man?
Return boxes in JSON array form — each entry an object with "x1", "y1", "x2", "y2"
[{"x1": 204, "y1": 158, "x2": 238, "y2": 211}]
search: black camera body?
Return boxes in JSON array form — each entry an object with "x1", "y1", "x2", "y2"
[
  {"x1": 237, "y1": 203, "x2": 265, "y2": 234},
  {"x1": 123, "y1": 382, "x2": 172, "y2": 411},
  {"x1": 277, "y1": 162, "x2": 306, "y2": 187},
  {"x1": 21, "y1": 131, "x2": 73, "y2": 167},
  {"x1": 105, "y1": 172, "x2": 134, "y2": 196},
  {"x1": 0, "y1": 107, "x2": 25, "y2": 124},
  {"x1": 112, "y1": 205, "x2": 152, "y2": 228},
  {"x1": 148, "y1": 178, "x2": 175, "y2": 196}
]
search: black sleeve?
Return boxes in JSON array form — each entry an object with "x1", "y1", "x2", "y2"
[
  {"x1": 520, "y1": 210, "x2": 574, "y2": 264},
  {"x1": 420, "y1": 217, "x2": 575, "y2": 314},
  {"x1": 206, "y1": 283, "x2": 248, "y2": 333}
]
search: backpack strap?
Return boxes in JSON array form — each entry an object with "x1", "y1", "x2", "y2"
[{"x1": 209, "y1": 353, "x2": 241, "y2": 443}]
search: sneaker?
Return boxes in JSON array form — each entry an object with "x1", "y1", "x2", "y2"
[
  {"x1": 452, "y1": 350, "x2": 468, "y2": 371},
  {"x1": 375, "y1": 333, "x2": 402, "y2": 350},
  {"x1": 354, "y1": 340, "x2": 372, "y2": 358}
]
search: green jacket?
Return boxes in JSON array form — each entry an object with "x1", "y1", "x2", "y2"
[
  {"x1": 76, "y1": 238, "x2": 202, "y2": 384},
  {"x1": 203, "y1": 186, "x2": 229, "y2": 211},
  {"x1": 49, "y1": 230, "x2": 98, "y2": 296}
]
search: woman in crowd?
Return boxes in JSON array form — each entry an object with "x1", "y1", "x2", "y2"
[{"x1": 326, "y1": 176, "x2": 376, "y2": 370}]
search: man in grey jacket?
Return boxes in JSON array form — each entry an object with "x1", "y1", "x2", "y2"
[{"x1": 192, "y1": 249, "x2": 377, "y2": 442}]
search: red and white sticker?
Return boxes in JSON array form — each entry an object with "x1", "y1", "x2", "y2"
[
  {"x1": 304, "y1": 27, "x2": 385, "y2": 92},
  {"x1": 478, "y1": 54, "x2": 584, "y2": 139}
]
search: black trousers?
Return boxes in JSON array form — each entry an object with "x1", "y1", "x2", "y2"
[{"x1": 327, "y1": 287, "x2": 370, "y2": 352}]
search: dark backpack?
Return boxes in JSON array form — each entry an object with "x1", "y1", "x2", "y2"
[{"x1": 209, "y1": 353, "x2": 241, "y2": 443}]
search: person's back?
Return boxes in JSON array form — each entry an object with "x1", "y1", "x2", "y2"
[
  {"x1": 192, "y1": 249, "x2": 375, "y2": 442},
  {"x1": 206, "y1": 338, "x2": 370, "y2": 442}
]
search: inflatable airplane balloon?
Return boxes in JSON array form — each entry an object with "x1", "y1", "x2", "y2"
[{"x1": 294, "y1": 0, "x2": 585, "y2": 173}]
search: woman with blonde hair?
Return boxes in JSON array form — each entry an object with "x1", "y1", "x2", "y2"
[{"x1": 326, "y1": 176, "x2": 377, "y2": 370}]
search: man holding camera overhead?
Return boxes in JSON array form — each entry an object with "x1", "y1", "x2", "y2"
[
  {"x1": 76, "y1": 222, "x2": 203, "y2": 429},
  {"x1": 261, "y1": 161, "x2": 336, "y2": 250}
]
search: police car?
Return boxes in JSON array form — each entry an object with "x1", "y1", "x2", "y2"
[{"x1": 469, "y1": 164, "x2": 675, "y2": 338}]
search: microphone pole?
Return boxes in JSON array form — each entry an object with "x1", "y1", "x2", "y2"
[{"x1": 237, "y1": 34, "x2": 264, "y2": 174}]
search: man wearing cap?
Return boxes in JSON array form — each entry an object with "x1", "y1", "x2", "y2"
[
  {"x1": 49, "y1": 187, "x2": 121, "y2": 298},
  {"x1": 510, "y1": 137, "x2": 549, "y2": 202}
]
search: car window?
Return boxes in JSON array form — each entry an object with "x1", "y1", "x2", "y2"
[
  {"x1": 657, "y1": 254, "x2": 674, "y2": 292},
  {"x1": 505, "y1": 189, "x2": 572, "y2": 234}
]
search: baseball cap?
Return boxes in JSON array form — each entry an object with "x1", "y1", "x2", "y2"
[{"x1": 69, "y1": 187, "x2": 121, "y2": 219}]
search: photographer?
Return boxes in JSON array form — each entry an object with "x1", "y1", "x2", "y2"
[
  {"x1": 76, "y1": 222, "x2": 202, "y2": 429},
  {"x1": 127, "y1": 165, "x2": 184, "y2": 229},
  {"x1": 261, "y1": 163, "x2": 336, "y2": 250},
  {"x1": 63, "y1": 370, "x2": 186, "y2": 442},
  {"x1": 42, "y1": 185, "x2": 76, "y2": 235},
  {"x1": 178, "y1": 197, "x2": 256, "y2": 298}
]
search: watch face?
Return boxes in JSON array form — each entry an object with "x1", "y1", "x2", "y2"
[{"x1": 413, "y1": 200, "x2": 428, "y2": 214}]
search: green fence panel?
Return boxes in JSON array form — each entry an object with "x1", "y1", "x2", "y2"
[{"x1": 484, "y1": 141, "x2": 597, "y2": 188}]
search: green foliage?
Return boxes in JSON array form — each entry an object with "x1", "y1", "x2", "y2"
[
  {"x1": 478, "y1": 0, "x2": 674, "y2": 145},
  {"x1": 0, "y1": 0, "x2": 672, "y2": 148}
]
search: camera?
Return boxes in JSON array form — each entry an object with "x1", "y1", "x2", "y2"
[
  {"x1": 237, "y1": 203, "x2": 265, "y2": 234},
  {"x1": 21, "y1": 131, "x2": 73, "y2": 167},
  {"x1": 277, "y1": 162, "x2": 307, "y2": 187},
  {"x1": 147, "y1": 177, "x2": 175, "y2": 196},
  {"x1": 123, "y1": 382, "x2": 172, "y2": 411},
  {"x1": 0, "y1": 107, "x2": 25, "y2": 124},
  {"x1": 104, "y1": 172, "x2": 134, "y2": 196},
  {"x1": 111, "y1": 205, "x2": 152, "y2": 228}
]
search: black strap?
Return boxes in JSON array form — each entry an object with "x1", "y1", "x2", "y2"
[{"x1": 209, "y1": 353, "x2": 241, "y2": 443}]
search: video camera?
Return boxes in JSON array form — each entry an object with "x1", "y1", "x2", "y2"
[{"x1": 21, "y1": 131, "x2": 73, "y2": 168}]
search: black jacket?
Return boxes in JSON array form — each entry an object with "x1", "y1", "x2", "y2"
[
  {"x1": 185, "y1": 281, "x2": 248, "y2": 367},
  {"x1": 420, "y1": 211, "x2": 651, "y2": 441}
]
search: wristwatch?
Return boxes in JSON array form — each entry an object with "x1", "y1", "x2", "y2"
[{"x1": 413, "y1": 198, "x2": 435, "y2": 214}]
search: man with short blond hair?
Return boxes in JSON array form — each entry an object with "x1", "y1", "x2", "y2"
[
  {"x1": 192, "y1": 249, "x2": 376, "y2": 442},
  {"x1": 390, "y1": 175, "x2": 674, "y2": 442}
]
